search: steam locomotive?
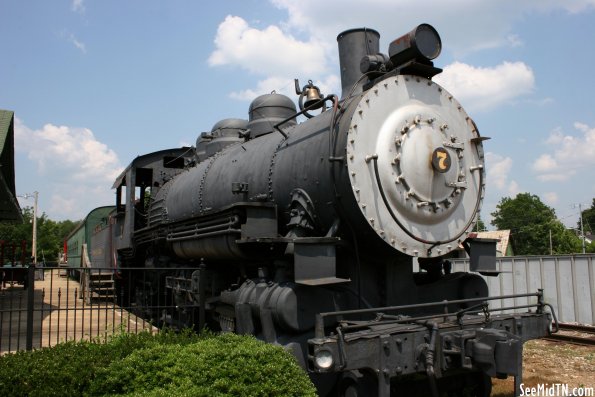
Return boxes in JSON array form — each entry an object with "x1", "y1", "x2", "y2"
[{"x1": 92, "y1": 25, "x2": 554, "y2": 396}]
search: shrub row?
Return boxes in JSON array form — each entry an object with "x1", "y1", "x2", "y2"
[{"x1": 0, "y1": 331, "x2": 317, "y2": 397}]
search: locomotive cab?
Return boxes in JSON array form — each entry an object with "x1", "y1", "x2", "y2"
[{"x1": 112, "y1": 148, "x2": 194, "y2": 258}]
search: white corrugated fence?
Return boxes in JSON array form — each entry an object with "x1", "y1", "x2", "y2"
[{"x1": 448, "y1": 254, "x2": 595, "y2": 325}]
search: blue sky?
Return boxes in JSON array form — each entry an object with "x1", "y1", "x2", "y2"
[{"x1": 1, "y1": 0, "x2": 594, "y2": 229}]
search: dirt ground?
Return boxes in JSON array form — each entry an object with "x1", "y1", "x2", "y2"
[{"x1": 491, "y1": 339, "x2": 595, "y2": 396}]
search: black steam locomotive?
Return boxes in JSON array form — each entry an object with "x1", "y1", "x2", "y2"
[{"x1": 105, "y1": 25, "x2": 554, "y2": 396}]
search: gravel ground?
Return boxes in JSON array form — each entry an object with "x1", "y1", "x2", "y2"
[{"x1": 492, "y1": 339, "x2": 595, "y2": 396}]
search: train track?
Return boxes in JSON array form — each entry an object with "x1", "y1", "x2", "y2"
[{"x1": 545, "y1": 323, "x2": 595, "y2": 346}]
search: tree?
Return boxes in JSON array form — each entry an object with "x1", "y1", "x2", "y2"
[
  {"x1": 578, "y1": 198, "x2": 595, "y2": 235},
  {"x1": 491, "y1": 193, "x2": 581, "y2": 255},
  {"x1": 0, "y1": 207, "x2": 79, "y2": 263}
]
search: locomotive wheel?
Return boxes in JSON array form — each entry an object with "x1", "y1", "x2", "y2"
[{"x1": 337, "y1": 370, "x2": 378, "y2": 397}]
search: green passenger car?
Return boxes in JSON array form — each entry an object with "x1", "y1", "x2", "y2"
[{"x1": 66, "y1": 206, "x2": 116, "y2": 274}]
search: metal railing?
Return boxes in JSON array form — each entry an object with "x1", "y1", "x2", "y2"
[{"x1": 0, "y1": 266, "x2": 196, "y2": 355}]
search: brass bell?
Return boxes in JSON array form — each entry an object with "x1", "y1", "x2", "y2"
[
  {"x1": 295, "y1": 79, "x2": 324, "y2": 111},
  {"x1": 304, "y1": 84, "x2": 323, "y2": 109}
]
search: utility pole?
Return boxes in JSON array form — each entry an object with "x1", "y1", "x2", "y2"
[
  {"x1": 549, "y1": 229, "x2": 553, "y2": 255},
  {"x1": 32, "y1": 191, "x2": 38, "y2": 264},
  {"x1": 18, "y1": 191, "x2": 38, "y2": 264},
  {"x1": 579, "y1": 203, "x2": 586, "y2": 254}
]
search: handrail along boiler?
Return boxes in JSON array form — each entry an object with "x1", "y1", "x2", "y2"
[{"x1": 109, "y1": 24, "x2": 555, "y2": 397}]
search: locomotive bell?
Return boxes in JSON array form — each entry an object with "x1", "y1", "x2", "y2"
[
  {"x1": 295, "y1": 79, "x2": 324, "y2": 110},
  {"x1": 304, "y1": 85, "x2": 323, "y2": 109}
]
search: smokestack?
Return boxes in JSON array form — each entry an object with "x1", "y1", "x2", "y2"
[{"x1": 336, "y1": 28, "x2": 380, "y2": 99}]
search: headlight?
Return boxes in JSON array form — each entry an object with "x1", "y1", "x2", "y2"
[
  {"x1": 314, "y1": 349, "x2": 334, "y2": 370},
  {"x1": 388, "y1": 23, "x2": 442, "y2": 66}
]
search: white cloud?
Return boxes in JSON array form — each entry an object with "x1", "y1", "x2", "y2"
[
  {"x1": 59, "y1": 30, "x2": 87, "y2": 54},
  {"x1": 209, "y1": 15, "x2": 333, "y2": 101},
  {"x1": 532, "y1": 122, "x2": 595, "y2": 182},
  {"x1": 15, "y1": 119, "x2": 121, "y2": 182},
  {"x1": 544, "y1": 128, "x2": 565, "y2": 145},
  {"x1": 543, "y1": 192, "x2": 559, "y2": 205},
  {"x1": 526, "y1": 97, "x2": 555, "y2": 107},
  {"x1": 486, "y1": 152, "x2": 520, "y2": 194},
  {"x1": 229, "y1": 77, "x2": 295, "y2": 101},
  {"x1": 71, "y1": 0, "x2": 84, "y2": 14},
  {"x1": 14, "y1": 119, "x2": 122, "y2": 219},
  {"x1": 533, "y1": 154, "x2": 558, "y2": 172},
  {"x1": 507, "y1": 180, "x2": 520, "y2": 196},
  {"x1": 506, "y1": 34, "x2": 523, "y2": 48},
  {"x1": 208, "y1": 16, "x2": 537, "y2": 108},
  {"x1": 209, "y1": 15, "x2": 327, "y2": 77},
  {"x1": 209, "y1": 2, "x2": 585, "y2": 105},
  {"x1": 68, "y1": 33, "x2": 86, "y2": 54},
  {"x1": 271, "y1": 0, "x2": 595, "y2": 55},
  {"x1": 543, "y1": 0, "x2": 595, "y2": 13},
  {"x1": 433, "y1": 61, "x2": 535, "y2": 111}
]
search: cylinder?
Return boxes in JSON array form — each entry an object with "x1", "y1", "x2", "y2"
[{"x1": 336, "y1": 28, "x2": 380, "y2": 99}]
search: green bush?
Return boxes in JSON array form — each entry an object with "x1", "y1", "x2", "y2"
[
  {"x1": 89, "y1": 333, "x2": 316, "y2": 397},
  {"x1": 0, "y1": 340, "x2": 107, "y2": 397},
  {"x1": 0, "y1": 331, "x2": 316, "y2": 397}
]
